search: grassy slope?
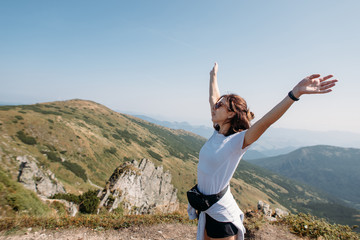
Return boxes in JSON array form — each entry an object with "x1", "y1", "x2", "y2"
[{"x1": 0, "y1": 99, "x2": 204, "y2": 203}]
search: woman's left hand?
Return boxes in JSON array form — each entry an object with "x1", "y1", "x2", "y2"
[{"x1": 292, "y1": 74, "x2": 338, "y2": 98}]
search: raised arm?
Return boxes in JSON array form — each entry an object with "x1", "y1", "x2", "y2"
[
  {"x1": 209, "y1": 63, "x2": 220, "y2": 110},
  {"x1": 243, "y1": 74, "x2": 338, "y2": 148}
]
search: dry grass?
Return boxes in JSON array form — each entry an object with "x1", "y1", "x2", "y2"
[
  {"x1": 0, "y1": 212, "x2": 196, "y2": 233},
  {"x1": 278, "y1": 213, "x2": 359, "y2": 240}
]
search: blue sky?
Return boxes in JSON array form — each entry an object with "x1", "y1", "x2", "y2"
[{"x1": 1, "y1": 1, "x2": 359, "y2": 133}]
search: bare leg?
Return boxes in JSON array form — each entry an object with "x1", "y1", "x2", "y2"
[
  {"x1": 209, "y1": 235, "x2": 237, "y2": 240},
  {"x1": 205, "y1": 229, "x2": 237, "y2": 240},
  {"x1": 204, "y1": 229, "x2": 211, "y2": 240}
]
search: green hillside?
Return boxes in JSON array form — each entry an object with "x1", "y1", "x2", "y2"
[
  {"x1": 0, "y1": 99, "x2": 205, "y2": 203},
  {"x1": 236, "y1": 160, "x2": 360, "y2": 227},
  {"x1": 0, "y1": 100, "x2": 359, "y2": 229},
  {"x1": 249, "y1": 145, "x2": 360, "y2": 210}
]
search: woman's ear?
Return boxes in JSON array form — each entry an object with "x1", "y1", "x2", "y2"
[{"x1": 228, "y1": 112, "x2": 236, "y2": 119}]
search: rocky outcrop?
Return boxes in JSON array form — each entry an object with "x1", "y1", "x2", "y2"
[
  {"x1": 17, "y1": 155, "x2": 66, "y2": 197},
  {"x1": 98, "y1": 158, "x2": 179, "y2": 214},
  {"x1": 257, "y1": 200, "x2": 289, "y2": 221}
]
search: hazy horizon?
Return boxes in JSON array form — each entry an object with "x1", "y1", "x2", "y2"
[{"x1": 1, "y1": 98, "x2": 360, "y2": 137}]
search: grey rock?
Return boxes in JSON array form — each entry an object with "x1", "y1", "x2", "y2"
[
  {"x1": 257, "y1": 200, "x2": 264, "y2": 210},
  {"x1": 98, "y1": 158, "x2": 179, "y2": 214},
  {"x1": 257, "y1": 200, "x2": 289, "y2": 219},
  {"x1": 275, "y1": 208, "x2": 289, "y2": 218},
  {"x1": 257, "y1": 200, "x2": 271, "y2": 216},
  {"x1": 17, "y1": 155, "x2": 66, "y2": 197}
]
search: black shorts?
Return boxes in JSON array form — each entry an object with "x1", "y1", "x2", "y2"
[{"x1": 205, "y1": 213, "x2": 238, "y2": 238}]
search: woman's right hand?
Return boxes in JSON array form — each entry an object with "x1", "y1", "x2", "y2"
[{"x1": 210, "y1": 62, "x2": 218, "y2": 77}]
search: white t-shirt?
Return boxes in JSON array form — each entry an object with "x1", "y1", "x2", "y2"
[
  {"x1": 197, "y1": 130, "x2": 249, "y2": 195},
  {"x1": 188, "y1": 129, "x2": 249, "y2": 240}
]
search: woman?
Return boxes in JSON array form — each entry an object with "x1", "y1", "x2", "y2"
[{"x1": 187, "y1": 63, "x2": 337, "y2": 240}]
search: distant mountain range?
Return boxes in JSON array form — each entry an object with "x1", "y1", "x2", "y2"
[
  {"x1": 132, "y1": 115, "x2": 214, "y2": 139},
  {"x1": 0, "y1": 101, "x2": 26, "y2": 106},
  {"x1": 132, "y1": 114, "x2": 360, "y2": 159},
  {"x1": 249, "y1": 145, "x2": 360, "y2": 210}
]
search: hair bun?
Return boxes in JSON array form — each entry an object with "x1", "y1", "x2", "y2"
[{"x1": 247, "y1": 110, "x2": 255, "y2": 121}]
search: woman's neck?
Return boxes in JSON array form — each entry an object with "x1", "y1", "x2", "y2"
[{"x1": 217, "y1": 122, "x2": 231, "y2": 135}]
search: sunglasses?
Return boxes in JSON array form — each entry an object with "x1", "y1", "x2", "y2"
[
  {"x1": 214, "y1": 97, "x2": 233, "y2": 111},
  {"x1": 214, "y1": 101, "x2": 225, "y2": 110}
]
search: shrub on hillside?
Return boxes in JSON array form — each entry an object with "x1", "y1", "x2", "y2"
[
  {"x1": 51, "y1": 190, "x2": 100, "y2": 214},
  {"x1": 124, "y1": 157, "x2": 132, "y2": 162},
  {"x1": 51, "y1": 193, "x2": 81, "y2": 204},
  {"x1": 107, "y1": 121, "x2": 115, "y2": 127},
  {"x1": 15, "y1": 115, "x2": 24, "y2": 120},
  {"x1": 104, "y1": 147, "x2": 117, "y2": 155},
  {"x1": 61, "y1": 161, "x2": 87, "y2": 182},
  {"x1": 112, "y1": 134, "x2": 122, "y2": 140},
  {"x1": 45, "y1": 150, "x2": 87, "y2": 182},
  {"x1": 79, "y1": 190, "x2": 100, "y2": 214},
  {"x1": 147, "y1": 150, "x2": 162, "y2": 162},
  {"x1": 16, "y1": 130, "x2": 37, "y2": 145},
  {"x1": 115, "y1": 129, "x2": 149, "y2": 147},
  {"x1": 46, "y1": 151, "x2": 61, "y2": 162}
]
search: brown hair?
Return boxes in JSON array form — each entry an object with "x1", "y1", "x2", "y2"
[{"x1": 214, "y1": 94, "x2": 255, "y2": 136}]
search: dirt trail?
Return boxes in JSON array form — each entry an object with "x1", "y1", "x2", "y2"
[
  {"x1": 250, "y1": 222, "x2": 306, "y2": 240},
  {"x1": 0, "y1": 224, "x2": 196, "y2": 240},
  {"x1": 0, "y1": 223, "x2": 306, "y2": 240}
]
